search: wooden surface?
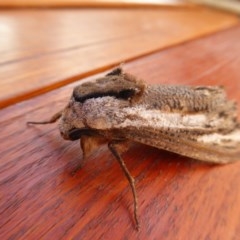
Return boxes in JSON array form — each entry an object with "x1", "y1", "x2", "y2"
[
  {"x1": 0, "y1": 8, "x2": 238, "y2": 108},
  {"x1": 1, "y1": 7, "x2": 240, "y2": 240},
  {"x1": 0, "y1": 0, "x2": 191, "y2": 8},
  {"x1": 192, "y1": 0, "x2": 240, "y2": 15}
]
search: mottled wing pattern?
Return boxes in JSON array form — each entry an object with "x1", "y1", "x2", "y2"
[
  {"x1": 119, "y1": 85, "x2": 240, "y2": 163},
  {"x1": 122, "y1": 126, "x2": 240, "y2": 163},
  {"x1": 94, "y1": 84, "x2": 240, "y2": 164}
]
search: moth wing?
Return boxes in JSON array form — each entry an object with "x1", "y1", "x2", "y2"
[
  {"x1": 121, "y1": 126, "x2": 240, "y2": 164},
  {"x1": 82, "y1": 88, "x2": 240, "y2": 164}
]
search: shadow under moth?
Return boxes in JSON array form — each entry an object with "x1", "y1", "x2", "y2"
[{"x1": 28, "y1": 67, "x2": 240, "y2": 230}]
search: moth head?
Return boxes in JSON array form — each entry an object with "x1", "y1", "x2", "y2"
[
  {"x1": 58, "y1": 99, "x2": 86, "y2": 141},
  {"x1": 59, "y1": 101, "x2": 107, "y2": 158}
]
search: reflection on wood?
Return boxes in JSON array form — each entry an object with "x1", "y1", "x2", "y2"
[
  {"x1": 0, "y1": 0, "x2": 192, "y2": 8},
  {"x1": 0, "y1": 7, "x2": 238, "y2": 108}
]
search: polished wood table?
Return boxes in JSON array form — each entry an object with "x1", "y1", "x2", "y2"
[{"x1": 0, "y1": 6, "x2": 240, "y2": 239}]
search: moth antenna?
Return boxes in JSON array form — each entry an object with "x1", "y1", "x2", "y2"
[
  {"x1": 108, "y1": 141, "x2": 139, "y2": 230},
  {"x1": 27, "y1": 110, "x2": 62, "y2": 125}
]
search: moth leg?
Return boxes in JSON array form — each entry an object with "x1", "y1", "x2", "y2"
[
  {"x1": 71, "y1": 135, "x2": 108, "y2": 175},
  {"x1": 108, "y1": 141, "x2": 139, "y2": 230},
  {"x1": 27, "y1": 110, "x2": 62, "y2": 125},
  {"x1": 71, "y1": 145, "x2": 86, "y2": 176}
]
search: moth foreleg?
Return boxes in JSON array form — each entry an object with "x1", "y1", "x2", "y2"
[
  {"x1": 108, "y1": 141, "x2": 139, "y2": 230},
  {"x1": 27, "y1": 110, "x2": 63, "y2": 125}
]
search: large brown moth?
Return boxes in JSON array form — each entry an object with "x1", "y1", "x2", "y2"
[{"x1": 28, "y1": 67, "x2": 240, "y2": 230}]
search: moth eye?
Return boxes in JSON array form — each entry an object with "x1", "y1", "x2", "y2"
[
  {"x1": 68, "y1": 128, "x2": 95, "y2": 141},
  {"x1": 68, "y1": 128, "x2": 83, "y2": 140}
]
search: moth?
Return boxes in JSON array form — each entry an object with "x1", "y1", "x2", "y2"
[{"x1": 28, "y1": 67, "x2": 240, "y2": 229}]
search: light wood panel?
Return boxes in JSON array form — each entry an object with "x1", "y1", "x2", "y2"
[
  {"x1": 0, "y1": 7, "x2": 238, "y2": 108},
  {"x1": 1, "y1": 25, "x2": 240, "y2": 239},
  {"x1": 192, "y1": 0, "x2": 240, "y2": 15},
  {"x1": 0, "y1": 0, "x2": 191, "y2": 8}
]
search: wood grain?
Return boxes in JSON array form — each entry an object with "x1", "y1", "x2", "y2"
[
  {"x1": 1, "y1": 25, "x2": 240, "y2": 239},
  {"x1": 0, "y1": 7, "x2": 238, "y2": 109}
]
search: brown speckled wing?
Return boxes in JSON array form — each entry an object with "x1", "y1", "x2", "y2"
[
  {"x1": 122, "y1": 126, "x2": 240, "y2": 164},
  {"x1": 119, "y1": 84, "x2": 240, "y2": 164}
]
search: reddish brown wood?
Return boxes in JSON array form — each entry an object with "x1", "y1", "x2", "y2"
[
  {"x1": 1, "y1": 25, "x2": 240, "y2": 239},
  {"x1": 0, "y1": 8, "x2": 238, "y2": 109}
]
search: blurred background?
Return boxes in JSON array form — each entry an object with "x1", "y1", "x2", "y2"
[
  {"x1": 0, "y1": 0, "x2": 240, "y2": 109},
  {"x1": 0, "y1": 0, "x2": 239, "y2": 14}
]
